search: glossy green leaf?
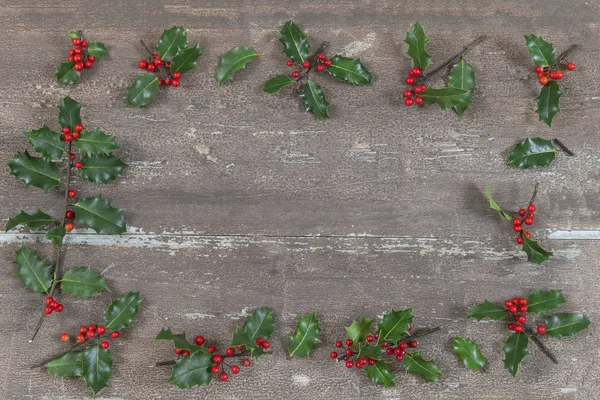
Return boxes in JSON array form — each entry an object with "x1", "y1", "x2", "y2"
[
  {"x1": 535, "y1": 80, "x2": 562, "y2": 127},
  {"x1": 279, "y1": 20, "x2": 309, "y2": 63},
  {"x1": 217, "y1": 45, "x2": 259, "y2": 85},
  {"x1": 524, "y1": 34, "x2": 556, "y2": 67},
  {"x1": 452, "y1": 337, "x2": 485, "y2": 371},
  {"x1": 288, "y1": 311, "x2": 321, "y2": 357},
  {"x1": 404, "y1": 21, "x2": 431, "y2": 71},
  {"x1": 13, "y1": 246, "x2": 53, "y2": 294},
  {"x1": 447, "y1": 59, "x2": 475, "y2": 116},
  {"x1": 402, "y1": 351, "x2": 442, "y2": 383},
  {"x1": 156, "y1": 26, "x2": 187, "y2": 61},
  {"x1": 78, "y1": 154, "x2": 127, "y2": 184},
  {"x1": 45, "y1": 226, "x2": 66, "y2": 247},
  {"x1": 170, "y1": 42, "x2": 202, "y2": 74},
  {"x1": 346, "y1": 316, "x2": 375, "y2": 346},
  {"x1": 61, "y1": 267, "x2": 110, "y2": 299},
  {"x1": 167, "y1": 351, "x2": 213, "y2": 389},
  {"x1": 55, "y1": 61, "x2": 80, "y2": 86},
  {"x1": 74, "y1": 195, "x2": 126, "y2": 235},
  {"x1": 81, "y1": 343, "x2": 114, "y2": 394},
  {"x1": 87, "y1": 41, "x2": 108, "y2": 58},
  {"x1": 230, "y1": 307, "x2": 275, "y2": 359},
  {"x1": 468, "y1": 300, "x2": 508, "y2": 321},
  {"x1": 264, "y1": 74, "x2": 295, "y2": 94},
  {"x1": 103, "y1": 291, "x2": 142, "y2": 331},
  {"x1": 156, "y1": 328, "x2": 203, "y2": 353},
  {"x1": 358, "y1": 343, "x2": 382, "y2": 360},
  {"x1": 231, "y1": 325, "x2": 264, "y2": 359},
  {"x1": 545, "y1": 313, "x2": 590, "y2": 338},
  {"x1": 125, "y1": 74, "x2": 160, "y2": 107},
  {"x1": 376, "y1": 308, "x2": 413, "y2": 344},
  {"x1": 485, "y1": 184, "x2": 512, "y2": 221},
  {"x1": 521, "y1": 234, "x2": 553, "y2": 265},
  {"x1": 8, "y1": 151, "x2": 61, "y2": 192},
  {"x1": 301, "y1": 80, "x2": 329, "y2": 120},
  {"x1": 58, "y1": 96, "x2": 82, "y2": 130},
  {"x1": 47, "y1": 351, "x2": 82, "y2": 377},
  {"x1": 502, "y1": 332, "x2": 529, "y2": 377},
  {"x1": 420, "y1": 87, "x2": 471, "y2": 111},
  {"x1": 74, "y1": 128, "x2": 119, "y2": 156},
  {"x1": 526, "y1": 289, "x2": 566, "y2": 315},
  {"x1": 24, "y1": 125, "x2": 64, "y2": 159},
  {"x1": 68, "y1": 31, "x2": 81, "y2": 40},
  {"x1": 326, "y1": 55, "x2": 373, "y2": 85},
  {"x1": 508, "y1": 138, "x2": 556, "y2": 169},
  {"x1": 6, "y1": 209, "x2": 54, "y2": 232},
  {"x1": 365, "y1": 360, "x2": 395, "y2": 387}
]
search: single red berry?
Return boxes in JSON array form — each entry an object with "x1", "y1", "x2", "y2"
[
  {"x1": 512, "y1": 218, "x2": 522, "y2": 226},
  {"x1": 164, "y1": 79, "x2": 172, "y2": 86},
  {"x1": 414, "y1": 86, "x2": 422, "y2": 94},
  {"x1": 405, "y1": 98, "x2": 414, "y2": 107},
  {"x1": 539, "y1": 76, "x2": 549, "y2": 85},
  {"x1": 75, "y1": 62, "x2": 85, "y2": 71},
  {"x1": 62, "y1": 127, "x2": 71, "y2": 135},
  {"x1": 207, "y1": 345, "x2": 216, "y2": 354},
  {"x1": 212, "y1": 354, "x2": 223, "y2": 363},
  {"x1": 396, "y1": 354, "x2": 404, "y2": 361},
  {"x1": 399, "y1": 342, "x2": 409, "y2": 350},
  {"x1": 219, "y1": 372, "x2": 229, "y2": 382},
  {"x1": 302, "y1": 60, "x2": 311, "y2": 69},
  {"x1": 381, "y1": 342, "x2": 389, "y2": 348},
  {"x1": 147, "y1": 64, "x2": 156, "y2": 72},
  {"x1": 69, "y1": 49, "x2": 75, "y2": 56},
  {"x1": 88, "y1": 324, "x2": 97, "y2": 331},
  {"x1": 385, "y1": 347, "x2": 394, "y2": 355},
  {"x1": 537, "y1": 72, "x2": 545, "y2": 78},
  {"x1": 366, "y1": 335, "x2": 374, "y2": 342},
  {"x1": 517, "y1": 315, "x2": 527, "y2": 324},
  {"x1": 66, "y1": 210, "x2": 74, "y2": 220},
  {"x1": 516, "y1": 236, "x2": 523, "y2": 245},
  {"x1": 520, "y1": 305, "x2": 528, "y2": 313},
  {"x1": 405, "y1": 77, "x2": 415, "y2": 85},
  {"x1": 548, "y1": 71, "x2": 556, "y2": 80},
  {"x1": 69, "y1": 153, "x2": 76, "y2": 161},
  {"x1": 537, "y1": 325, "x2": 547, "y2": 334},
  {"x1": 79, "y1": 326, "x2": 88, "y2": 334},
  {"x1": 403, "y1": 89, "x2": 413, "y2": 98},
  {"x1": 72, "y1": 38, "x2": 81, "y2": 46},
  {"x1": 346, "y1": 348, "x2": 353, "y2": 357},
  {"x1": 49, "y1": 300, "x2": 58, "y2": 308},
  {"x1": 111, "y1": 331, "x2": 120, "y2": 338},
  {"x1": 529, "y1": 212, "x2": 535, "y2": 219},
  {"x1": 67, "y1": 56, "x2": 74, "y2": 62},
  {"x1": 174, "y1": 348, "x2": 183, "y2": 355},
  {"x1": 508, "y1": 323, "x2": 516, "y2": 330},
  {"x1": 504, "y1": 300, "x2": 513, "y2": 308},
  {"x1": 88, "y1": 56, "x2": 96, "y2": 62},
  {"x1": 514, "y1": 324, "x2": 523, "y2": 333},
  {"x1": 566, "y1": 62, "x2": 576, "y2": 71},
  {"x1": 394, "y1": 347, "x2": 403, "y2": 355},
  {"x1": 535, "y1": 66, "x2": 543, "y2": 73},
  {"x1": 172, "y1": 79, "x2": 180, "y2": 87},
  {"x1": 225, "y1": 347, "x2": 235, "y2": 357},
  {"x1": 256, "y1": 337, "x2": 265, "y2": 346},
  {"x1": 524, "y1": 217, "x2": 533, "y2": 225},
  {"x1": 236, "y1": 345, "x2": 244, "y2": 351},
  {"x1": 84, "y1": 60, "x2": 93, "y2": 69},
  {"x1": 519, "y1": 208, "x2": 526, "y2": 216},
  {"x1": 286, "y1": 60, "x2": 294, "y2": 67},
  {"x1": 262, "y1": 341, "x2": 271, "y2": 349},
  {"x1": 64, "y1": 133, "x2": 73, "y2": 142},
  {"x1": 528, "y1": 204, "x2": 536, "y2": 212},
  {"x1": 60, "y1": 333, "x2": 70, "y2": 342},
  {"x1": 374, "y1": 333, "x2": 379, "y2": 339},
  {"x1": 415, "y1": 96, "x2": 423, "y2": 105},
  {"x1": 513, "y1": 297, "x2": 520, "y2": 305},
  {"x1": 76, "y1": 334, "x2": 85, "y2": 343},
  {"x1": 72, "y1": 132, "x2": 80, "y2": 140},
  {"x1": 65, "y1": 222, "x2": 74, "y2": 232},
  {"x1": 324, "y1": 59, "x2": 332, "y2": 67},
  {"x1": 291, "y1": 71, "x2": 300, "y2": 78},
  {"x1": 409, "y1": 340, "x2": 418, "y2": 348},
  {"x1": 243, "y1": 359, "x2": 251, "y2": 367},
  {"x1": 97, "y1": 326, "x2": 106, "y2": 335},
  {"x1": 74, "y1": 123, "x2": 83, "y2": 132},
  {"x1": 68, "y1": 190, "x2": 76, "y2": 198},
  {"x1": 555, "y1": 71, "x2": 564, "y2": 79},
  {"x1": 86, "y1": 330, "x2": 95, "y2": 339},
  {"x1": 420, "y1": 84, "x2": 427, "y2": 91},
  {"x1": 316, "y1": 64, "x2": 325, "y2": 72},
  {"x1": 231, "y1": 365, "x2": 240, "y2": 374},
  {"x1": 46, "y1": 296, "x2": 54, "y2": 305},
  {"x1": 514, "y1": 225, "x2": 522, "y2": 233},
  {"x1": 154, "y1": 58, "x2": 163, "y2": 66},
  {"x1": 73, "y1": 54, "x2": 83, "y2": 63},
  {"x1": 330, "y1": 351, "x2": 338, "y2": 359},
  {"x1": 44, "y1": 306, "x2": 53, "y2": 315},
  {"x1": 368, "y1": 358, "x2": 376, "y2": 365},
  {"x1": 508, "y1": 305, "x2": 518, "y2": 314},
  {"x1": 519, "y1": 298, "x2": 527, "y2": 306},
  {"x1": 75, "y1": 161, "x2": 82, "y2": 169},
  {"x1": 335, "y1": 340, "x2": 343, "y2": 348},
  {"x1": 318, "y1": 53, "x2": 327, "y2": 61},
  {"x1": 173, "y1": 71, "x2": 181, "y2": 80},
  {"x1": 100, "y1": 341, "x2": 109, "y2": 349},
  {"x1": 211, "y1": 365, "x2": 220, "y2": 374},
  {"x1": 74, "y1": 48, "x2": 82, "y2": 55},
  {"x1": 345, "y1": 360, "x2": 354, "y2": 368},
  {"x1": 345, "y1": 339, "x2": 353, "y2": 347},
  {"x1": 183, "y1": 350, "x2": 191, "y2": 356},
  {"x1": 55, "y1": 304, "x2": 64, "y2": 312},
  {"x1": 194, "y1": 335, "x2": 205, "y2": 345},
  {"x1": 81, "y1": 41, "x2": 88, "y2": 48},
  {"x1": 139, "y1": 60, "x2": 148, "y2": 69}
]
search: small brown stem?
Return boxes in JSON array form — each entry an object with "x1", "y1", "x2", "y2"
[
  {"x1": 553, "y1": 45, "x2": 578, "y2": 67},
  {"x1": 156, "y1": 360, "x2": 177, "y2": 367},
  {"x1": 406, "y1": 326, "x2": 441, "y2": 340},
  {"x1": 553, "y1": 139, "x2": 574, "y2": 156},
  {"x1": 30, "y1": 342, "x2": 85, "y2": 368},
  {"x1": 525, "y1": 326, "x2": 558, "y2": 364}
]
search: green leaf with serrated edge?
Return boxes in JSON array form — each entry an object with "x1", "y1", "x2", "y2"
[
  {"x1": 217, "y1": 45, "x2": 259, "y2": 85},
  {"x1": 74, "y1": 195, "x2": 126, "y2": 235},
  {"x1": 103, "y1": 291, "x2": 142, "y2": 331},
  {"x1": 535, "y1": 80, "x2": 562, "y2": 127},
  {"x1": 288, "y1": 312, "x2": 321, "y2": 357},
  {"x1": 125, "y1": 74, "x2": 160, "y2": 107},
  {"x1": 377, "y1": 308, "x2": 413, "y2": 344},
  {"x1": 508, "y1": 138, "x2": 556, "y2": 169},
  {"x1": 156, "y1": 25, "x2": 187, "y2": 61},
  {"x1": 87, "y1": 41, "x2": 108, "y2": 58},
  {"x1": 365, "y1": 361, "x2": 396, "y2": 387},
  {"x1": 485, "y1": 185, "x2": 512, "y2": 221},
  {"x1": 230, "y1": 325, "x2": 265, "y2": 358},
  {"x1": 468, "y1": 300, "x2": 508, "y2": 321},
  {"x1": 47, "y1": 351, "x2": 82, "y2": 377},
  {"x1": 451, "y1": 337, "x2": 485, "y2": 371},
  {"x1": 241, "y1": 307, "x2": 276, "y2": 342},
  {"x1": 346, "y1": 316, "x2": 375, "y2": 347},
  {"x1": 404, "y1": 21, "x2": 432, "y2": 71},
  {"x1": 6, "y1": 210, "x2": 54, "y2": 232},
  {"x1": 301, "y1": 80, "x2": 330, "y2": 120},
  {"x1": 447, "y1": 59, "x2": 475, "y2": 116},
  {"x1": 46, "y1": 226, "x2": 66, "y2": 247},
  {"x1": 502, "y1": 332, "x2": 529, "y2": 377},
  {"x1": 170, "y1": 42, "x2": 202, "y2": 74},
  {"x1": 167, "y1": 351, "x2": 213, "y2": 389},
  {"x1": 78, "y1": 155, "x2": 127, "y2": 184},
  {"x1": 74, "y1": 128, "x2": 119, "y2": 156},
  {"x1": 58, "y1": 96, "x2": 82, "y2": 130},
  {"x1": 521, "y1": 234, "x2": 553, "y2": 265},
  {"x1": 61, "y1": 267, "x2": 110, "y2": 299},
  {"x1": 68, "y1": 31, "x2": 81, "y2": 40},
  {"x1": 326, "y1": 55, "x2": 373, "y2": 85},
  {"x1": 420, "y1": 87, "x2": 471, "y2": 112},
  {"x1": 156, "y1": 328, "x2": 203, "y2": 353},
  {"x1": 279, "y1": 20, "x2": 309, "y2": 63},
  {"x1": 545, "y1": 313, "x2": 590, "y2": 338},
  {"x1": 81, "y1": 343, "x2": 114, "y2": 394},
  {"x1": 402, "y1": 351, "x2": 441, "y2": 383},
  {"x1": 55, "y1": 61, "x2": 81, "y2": 86},
  {"x1": 524, "y1": 34, "x2": 556, "y2": 67},
  {"x1": 24, "y1": 125, "x2": 64, "y2": 159},
  {"x1": 264, "y1": 74, "x2": 295, "y2": 94},
  {"x1": 8, "y1": 151, "x2": 61, "y2": 193},
  {"x1": 526, "y1": 289, "x2": 566, "y2": 315},
  {"x1": 13, "y1": 246, "x2": 53, "y2": 294},
  {"x1": 358, "y1": 343, "x2": 382, "y2": 360}
]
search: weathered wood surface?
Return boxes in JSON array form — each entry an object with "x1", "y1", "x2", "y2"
[{"x1": 0, "y1": 0, "x2": 598, "y2": 398}]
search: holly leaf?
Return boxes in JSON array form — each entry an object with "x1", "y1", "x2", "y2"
[
  {"x1": 279, "y1": 20, "x2": 309, "y2": 63},
  {"x1": 376, "y1": 308, "x2": 413, "y2": 344},
  {"x1": 69, "y1": 31, "x2": 81, "y2": 40},
  {"x1": 74, "y1": 195, "x2": 126, "y2": 235},
  {"x1": 74, "y1": 128, "x2": 119, "y2": 156},
  {"x1": 447, "y1": 59, "x2": 475, "y2": 116},
  {"x1": 81, "y1": 343, "x2": 114, "y2": 394},
  {"x1": 55, "y1": 61, "x2": 80, "y2": 86},
  {"x1": 156, "y1": 25, "x2": 187, "y2": 61},
  {"x1": 524, "y1": 34, "x2": 556, "y2": 67},
  {"x1": 170, "y1": 42, "x2": 203, "y2": 74},
  {"x1": 6, "y1": 209, "x2": 54, "y2": 232},
  {"x1": 47, "y1": 351, "x2": 82, "y2": 377},
  {"x1": 231, "y1": 325, "x2": 264, "y2": 358},
  {"x1": 521, "y1": 234, "x2": 553, "y2": 265},
  {"x1": 526, "y1": 289, "x2": 566, "y2": 315},
  {"x1": 535, "y1": 80, "x2": 562, "y2": 127},
  {"x1": 166, "y1": 351, "x2": 213, "y2": 389},
  {"x1": 451, "y1": 337, "x2": 485, "y2": 371},
  {"x1": 485, "y1": 184, "x2": 512, "y2": 221},
  {"x1": 288, "y1": 311, "x2": 321, "y2": 357},
  {"x1": 358, "y1": 343, "x2": 382, "y2": 360},
  {"x1": 103, "y1": 291, "x2": 142, "y2": 331},
  {"x1": 58, "y1": 96, "x2": 82, "y2": 130},
  {"x1": 508, "y1": 138, "x2": 555, "y2": 169},
  {"x1": 468, "y1": 299, "x2": 508, "y2": 321},
  {"x1": 125, "y1": 74, "x2": 160, "y2": 107},
  {"x1": 24, "y1": 125, "x2": 64, "y2": 159},
  {"x1": 264, "y1": 74, "x2": 295, "y2": 94},
  {"x1": 87, "y1": 41, "x2": 108, "y2": 58},
  {"x1": 61, "y1": 267, "x2": 110, "y2": 299},
  {"x1": 13, "y1": 246, "x2": 53, "y2": 294},
  {"x1": 420, "y1": 87, "x2": 472, "y2": 111},
  {"x1": 240, "y1": 307, "x2": 276, "y2": 342},
  {"x1": 326, "y1": 55, "x2": 373, "y2": 85},
  {"x1": 217, "y1": 45, "x2": 260, "y2": 85},
  {"x1": 345, "y1": 316, "x2": 375, "y2": 346},
  {"x1": 502, "y1": 332, "x2": 529, "y2": 377},
  {"x1": 545, "y1": 313, "x2": 590, "y2": 338},
  {"x1": 365, "y1": 360, "x2": 395, "y2": 387},
  {"x1": 45, "y1": 226, "x2": 66, "y2": 247},
  {"x1": 8, "y1": 151, "x2": 61, "y2": 192},
  {"x1": 78, "y1": 155, "x2": 127, "y2": 184},
  {"x1": 402, "y1": 351, "x2": 442, "y2": 383},
  {"x1": 156, "y1": 328, "x2": 203, "y2": 353},
  {"x1": 404, "y1": 21, "x2": 431, "y2": 71},
  {"x1": 301, "y1": 80, "x2": 330, "y2": 120}
]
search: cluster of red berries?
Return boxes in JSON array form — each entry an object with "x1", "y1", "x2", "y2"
[
  {"x1": 535, "y1": 62, "x2": 575, "y2": 85},
  {"x1": 67, "y1": 37, "x2": 97, "y2": 72},
  {"x1": 288, "y1": 52, "x2": 332, "y2": 79},
  {"x1": 402, "y1": 67, "x2": 427, "y2": 106},
  {"x1": 503, "y1": 297, "x2": 547, "y2": 335},
  {"x1": 138, "y1": 52, "x2": 181, "y2": 87},
  {"x1": 512, "y1": 203, "x2": 536, "y2": 245},
  {"x1": 60, "y1": 324, "x2": 120, "y2": 349},
  {"x1": 43, "y1": 296, "x2": 64, "y2": 315},
  {"x1": 64, "y1": 209, "x2": 76, "y2": 232}
]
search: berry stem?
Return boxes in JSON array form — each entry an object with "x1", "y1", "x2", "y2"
[
  {"x1": 405, "y1": 326, "x2": 441, "y2": 340},
  {"x1": 139, "y1": 40, "x2": 170, "y2": 80},
  {"x1": 552, "y1": 44, "x2": 578, "y2": 68},
  {"x1": 524, "y1": 326, "x2": 558, "y2": 364},
  {"x1": 156, "y1": 360, "x2": 177, "y2": 367},
  {"x1": 553, "y1": 138, "x2": 574, "y2": 156},
  {"x1": 30, "y1": 341, "x2": 86, "y2": 368}
]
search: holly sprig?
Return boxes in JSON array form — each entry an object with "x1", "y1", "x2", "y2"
[
  {"x1": 264, "y1": 20, "x2": 373, "y2": 119},
  {"x1": 507, "y1": 137, "x2": 574, "y2": 168},
  {"x1": 55, "y1": 31, "x2": 108, "y2": 86}
]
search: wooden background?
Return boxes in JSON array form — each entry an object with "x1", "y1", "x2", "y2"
[{"x1": 0, "y1": 0, "x2": 598, "y2": 398}]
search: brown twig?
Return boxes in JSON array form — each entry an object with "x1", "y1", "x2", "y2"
[
  {"x1": 140, "y1": 40, "x2": 170, "y2": 80},
  {"x1": 552, "y1": 45, "x2": 578, "y2": 67},
  {"x1": 30, "y1": 341, "x2": 85, "y2": 368},
  {"x1": 406, "y1": 326, "x2": 441, "y2": 340},
  {"x1": 525, "y1": 326, "x2": 558, "y2": 364},
  {"x1": 553, "y1": 139, "x2": 574, "y2": 156}
]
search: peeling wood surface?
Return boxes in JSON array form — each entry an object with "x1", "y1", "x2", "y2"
[{"x1": 0, "y1": 0, "x2": 599, "y2": 399}]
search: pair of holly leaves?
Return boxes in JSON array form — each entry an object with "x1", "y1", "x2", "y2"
[{"x1": 55, "y1": 31, "x2": 109, "y2": 86}]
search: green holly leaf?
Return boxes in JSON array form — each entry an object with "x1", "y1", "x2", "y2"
[
  {"x1": 156, "y1": 25, "x2": 187, "y2": 61},
  {"x1": 8, "y1": 151, "x2": 61, "y2": 192},
  {"x1": 524, "y1": 34, "x2": 556, "y2": 67},
  {"x1": 74, "y1": 128, "x2": 119, "y2": 156},
  {"x1": 301, "y1": 80, "x2": 330, "y2": 120},
  {"x1": 451, "y1": 337, "x2": 485, "y2": 371},
  {"x1": 13, "y1": 246, "x2": 53, "y2": 294},
  {"x1": 68, "y1": 31, "x2": 81, "y2": 40},
  {"x1": 468, "y1": 299, "x2": 508, "y2": 321},
  {"x1": 288, "y1": 311, "x2": 321, "y2": 357},
  {"x1": 6, "y1": 209, "x2": 54, "y2": 232},
  {"x1": 402, "y1": 351, "x2": 442, "y2": 383},
  {"x1": 231, "y1": 325, "x2": 264, "y2": 359},
  {"x1": 447, "y1": 59, "x2": 475, "y2": 116},
  {"x1": 87, "y1": 41, "x2": 108, "y2": 58},
  {"x1": 502, "y1": 332, "x2": 529, "y2": 377},
  {"x1": 81, "y1": 343, "x2": 114, "y2": 394},
  {"x1": 24, "y1": 125, "x2": 64, "y2": 160},
  {"x1": 346, "y1": 316, "x2": 375, "y2": 346},
  {"x1": 74, "y1": 195, "x2": 126, "y2": 235},
  {"x1": 365, "y1": 360, "x2": 395, "y2": 387},
  {"x1": 47, "y1": 351, "x2": 82, "y2": 377},
  {"x1": 58, "y1": 96, "x2": 82, "y2": 131},
  {"x1": 508, "y1": 138, "x2": 556, "y2": 169},
  {"x1": 358, "y1": 343, "x2": 382, "y2": 360},
  {"x1": 55, "y1": 61, "x2": 81, "y2": 86},
  {"x1": 404, "y1": 21, "x2": 431, "y2": 71},
  {"x1": 125, "y1": 74, "x2": 160, "y2": 107},
  {"x1": 326, "y1": 55, "x2": 373, "y2": 85},
  {"x1": 376, "y1": 308, "x2": 413, "y2": 344},
  {"x1": 45, "y1": 226, "x2": 66, "y2": 247},
  {"x1": 170, "y1": 42, "x2": 203, "y2": 74},
  {"x1": 241, "y1": 307, "x2": 276, "y2": 342},
  {"x1": 420, "y1": 87, "x2": 472, "y2": 111},
  {"x1": 526, "y1": 289, "x2": 566, "y2": 315},
  {"x1": 485, "y1": 184, "x2": 512, "y2": 221},
  {"x1": 535, "y1": 80, "x2": 562, "y2": 127},
  {"x1": 61, "y1": 267, "x2": 110, "y2": 299},
  {"x1": 156, "y1": 328, "x2": 203, "y2": 353},
  {"x1": 166, "y1": 351, "x2": 213, "y2": 389},
  {"x1": 217, "y1": 45, "x2": 260, "y2": 85},
  {"x1": 279, "y1": 20, "x2": 309, "y2": 63},
  {"x1": 103, "y1": 291, "x2": 142, "y2": 331},
  {"x1": 521, "y1": 234, "x2": 553, "y2": 265},
  {"x1": 78, "y1": 154, "x2": 127, "y2": 184},
  {"x1": 264, "y1": 74, "x2": 295, "y2": 94},
  {"x1": 545, "y1": 313, "x2": 590, "y2": 338}
]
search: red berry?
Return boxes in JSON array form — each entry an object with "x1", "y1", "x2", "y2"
[
  {"x1": 517, "y1": 315, "x2": 527, "y2": 324},
  {"x1": 519, "y1": 298, "x2": 527, "y2": 306},
  {"x1": 73, "y1": 54, "x2": 83, "y2": 63},
  {"x1": 405, "y1": 77, "x2": 415, "y2": 85},
  {"x1": 62, "y1": 127, "x2": 71, "y2": 135},
  {"x1": 513, "y1": 225, "x2": 522, "y2": 233},
  {"x1": 79, "y1": 326, "x2": 88, "y2": 334},
  {"x1": 409, "y1": 340, "x2": 418, "y2": 348},
  {"x1": 395, "y1": 354, "x2": 404, "y2": 361},
  {"x1": 330, "y1": 351, "x2": 338, "y2": 359},
  {"x1": 508, "y1": 323, "x2": 516, "y2": 330},
  {"x1": 291, "y1": 71, "x2": 300, "y2": 78},
  {"x1": 318, "y1": 53, "x2": 327, "y2": 61},
  {"x1": 64, "y1": 133, "x2": 74, "y2": 142},
  {"x1": 519, "y1": 208, "x2": 526, "y2": 216},
  {"x1": 207, "y1": 345, "x2": 216, "y2": 354},
  {"x1": 69, "y1": 153, "x2": 76, "y2": 161},
  {"x1": 335, "y1": 340, "x2": 343, "y2": 348},
  {"x1": 403, "y1": 89, "x2": 413, "y2": 98},
  {"x1": 49, "y1": 300, "x2": 58, "y2": 308},
  {"x1": 414, "y1": 86, "x2": 422, "y2": 94},
  {"x1": 529, "y1": 213, "x2": 535, "y2": 219},
  {"x1": 525, "y1": 231, "x2": 532, "y2": 239},
  {"x1": 211, "y1": 365, "x2": 220, "y2": 374},
  {"x1": 302, "y1": 60, "x2": 311, "y2": 69},
  {"x1": 508, "y1": 305, "x2": 518, "y2": 314},
  {"x1": 73, "y1": 124, "x2": 83, "y2": 133},
  {"x1": 88, "y1": 324, "x2": 97, "y2": 331},
  {"x1": 286, "y1": 60, "x2": 294, "y2": 67},
  {"x1": 97, "y1": 326, "x2": 105, "y2": 335},
  {"x1": 183, "y1": 350, "x2": 191, "y2": 356},
  {"x1": 154, "y1": 58, "x2": 163, "y2": 67},
  {"x1": 74, "y1": 63, "x2": 84, "y2": 71},
  {"x1": 346, "y1": 348, "x2": 353, "y2": 357},
  {"x1": 504, "y1": 300, "x2": 513, "y2": 308},
  {"x1": 172, "y1": 79, "x2": 180, "y2": 87},
  {"x1": 324, "y1": 59, "x2": 332, "y2": 67},
  {"x1": 68, "y1": 190, "x2": 76, "y2": 198},
  {"x1": 528, "y1": 204, "x2": 536, "y2": 212},
  {"x1": 81, "y1": 41, "x2": 88, "y2": 48},
  {"x1": 72, "y1": 132, "x2": 80, "y2": 140},
  {"x1": 316, "y1": 64, "x2": 325, "y2": 72},
  {"x1": 548, "y1": 71, "x2": 556, "y2": 80},
  {"x1": 225, "y1": 347, "x2": 235, "y2": 357},
  {"x1": 46, "y1": 296, "x2": 54, "y2": 305},
  {"x1": 520, "y1": 305, "x2": 528, "y2": 313},
  {"x1": 524, "y1": 217, "x2": 533, "y2": 225},
  {"x1": 555, "y1": 71, "x2": 564, "y2": 79},
  {"x1": 405, "y1": 98, "x2": 414, "y2": 107},
  {"x1": 231, "y1": 365, "x2": 240, "y2": 374},
  {"x1": 512, "y1": 218, "x2": 522, "y2": 226},
  {"x1": 86, "y1": 330, "x2": 95, "y2": 339},
  {"x1": 345, "y1": 360, "x2": 354, "y2": 368},
  {"x1": 75, "y1": 161, "x2": 82, "y2": 169},
  {"x1": 60, "y1": 333, "x2": 70, "y2": 342},
  {"x1": 65, "y1": 222, "x2": 74, "y2": 232},
  {"x1": 413, "y1": 67, "x2": 421, "y2": 76},
  {"x1": 366, "y1": 335, "x2": 374, "y2": 342},
  {"x1": 69, "y1": 49, "x2": 75, "y2": 56},
  {"x1": 139, "y1": 60, "x2": 148, "y2": 69},
  {"x1": 420, "y1": 84, "x2": 427, "y2": 91},
  {"x1": 76, "y1": 334, "x2": 85, "y2": 343},
  {"x1": 66, "y1": 210, "x2": 75, "y2": 219},
  {"x1": 100, "y1": 341, "x2": 109, "y2": 349},
  {"x1": 88, "y1": 56, "x2": 96, "y2": 62},
  {"x1": 345, "y1": 339, "x2": 353, "y2": 346},
  {"x1": 394, "y1": 347, "x2": 403, "y2": 355},
  {"x1": 67, "y1": 56, "x2": 74, "y2": 62},
  {"x1": 415, "y1": 96, "x2": 423, "y2": 105},
  {"x1": 44, "y1": 307, "x2": 53, "y2": 315},
  {"x1": 566, "y1": 62, "x2": 576, "y2": 71},
  {"x1": 262, "y1": 341, "x2": 271, "y2": 349},
  {"x1": 513, "y1": 297, "x2": 520, "y2": 304},
  {"x1": 368, "y1": 358, "x2": 376, "y2": 365},
  {"x1": 535, "y1": 66, "x2": 543, "y2": 73},
  {"x1": 539, "y1": 76, "x2": 549, "y2": 85},
  {"x1": 381, "y1": 342, "x2": 388, "y2": 348},
  {"x1": 537, "y1": 72, "x2": 545, "y2": 78},
  {"x1": 147, "y1": 64, "x2": 156, "y2": 72},
  {"x1": 172, "y1": 71, "x2": 181, "y2": 79},
  {"x1": 72, "y1": 38, "x2": 81, "y2": 46},
  {"x1": 194, "y1": 335, "x2": 205, "y2": 345},
  {"x1": 84, "y1": 60, "x2": 93, "y2": 69},
  {"x1": 384, "y1": 347, "x2": 393, "y2": 355},
  {"x1": 516, "y1": 236, "x2": 523, "y2": 245},
  {"x1": 164, "y1": 79, "x2": 172, "y2": 86},
  {"x1": 256, "y1": 337, "x2": 265, "y2": 346},
  {"x1": 174, "y1": 348, "x2": 183, "y2": 355},
  {"x1": 399, "y1": 342, "x2": 409, "y2": 350},
  {"x1": 213, "y1": 354, "x2": 223, "y2": 363},
  {"x1": 243, "y1": 359, "x2": 251, "y2": 367},
  {"x1": 537, "y1": 325, "x2": 547, "y2": 334},
  {"x1": 514, "y1": 324, "x2": 523, "y2": 333},
  {"x1": 56, "y1": 304, "x2": 64, "y2": 312},
  {"x1": 110, "y1": 331, "x2": 120, "y2": 338},
  {"x1": 219, "y1": 372, "x2": 229, "y2": 382},
  {"x1": 236, "y1": 345, "x2": 244, "y2": 351}
]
